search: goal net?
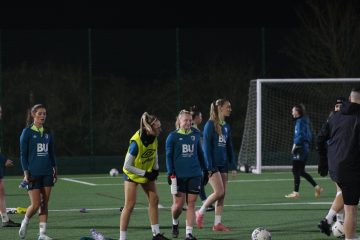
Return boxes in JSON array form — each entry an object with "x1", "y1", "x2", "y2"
[{"x1": 238, "y1": 78, "x2": 360, "y2": 174}]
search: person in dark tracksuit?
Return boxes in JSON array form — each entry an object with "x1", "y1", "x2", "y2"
[
  {"x1": 316, "y1": 97, "x2": 346, "y2": 236},
  {"x1": 318, "y1": 88, "x2": 360, "y2": 239},
  {"x1": 19, "y1": 104, "x2": 57, "y2": 240},
  {"x1": 166, "y1": 109, "x2": 207, "y2": 240},
  {"x1": 285, "y1": 103, "x2": 323, "y2": 199},
  {"x1": 0, "y1": 105, "x2": 21, "y2": 227}
]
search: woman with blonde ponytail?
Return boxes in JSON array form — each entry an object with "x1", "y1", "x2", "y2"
[
  {"x1": 195, "y1": 99, "x2": 237, "y2": 232},
  {"x1": 120, "y1": 112, "x2": 169, "y2": 240}
]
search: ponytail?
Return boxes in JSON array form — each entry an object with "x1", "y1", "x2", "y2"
[{"x1": 140, "y1": 112, "x2": 158, "y2": 135}]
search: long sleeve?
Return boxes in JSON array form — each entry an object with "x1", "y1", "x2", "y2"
[
  {"x1": 19, "y1": 128, "x2": 29, "y2": 171},
  {"x1": 49, "y1": 133, "x2": 56, "y2": 168},
  {"x1": 197, "y1": 139, "x2": 207, "y2": 171},
  {"x1": 0, "y1": 153, "x2": 6, "y2": 168},
  {"x1": 316, "y1": 121, "x2": 330, "y2": 158},
  {"x1": 226, "y1": 126, "x2": 237, "y2": 170},
  {"x1": 123, "y1": 141, "x2": 146, "y2": 176},
  {"x1": 165, "y1": 133, "x2": 175, "y2": 175},
  {"x1": 203, "y1": 121, "x2": 215, "y2": 171},
  {"x1": 293, "y1": 120, "x2": 304, "y2": 145}
]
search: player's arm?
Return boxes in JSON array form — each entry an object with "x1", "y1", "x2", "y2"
[
  {"x1": 292, "y1": 120, "x2": 304, "y2": 153},
  {"x1": 203, "y1": 121, "x2": 215, "y2": 172},
  {"x1": 123, "y1": 141, "x2": 146, "y2": 176},
  {"x1": 49, "y1": 133, "x2": 57, "y2": 182},
  {"x1": 165, "y1": 133, "x2": 175, "y2": 175},
  {"x1": 19, "y1": 128, "x2": 30, "y2": 179},
  {"x1": 197, "y1": 137, "x2": 207, "y2": 171},
  {"x1": 226, "y1": 126, "x2": 237, "y2": 170}
]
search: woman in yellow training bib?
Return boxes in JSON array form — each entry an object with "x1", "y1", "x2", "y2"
[{"x1": 119, "y1": 112, "x2": 169, "y2": 240}]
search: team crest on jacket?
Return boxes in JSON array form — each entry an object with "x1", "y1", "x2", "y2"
[
  {"x1": 33, "y1": 135, "x2": 37, "y2": 138},
  {"x1": 45, "y1": 134, "x2": 49, "y2": 139},
  {"x1": 191, "y1": 136, "x2": 195, "y2": 141}
]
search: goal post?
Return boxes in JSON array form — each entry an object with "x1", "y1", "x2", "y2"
[{"x1": 239, "y1": 78, "x2": 360, "y2": 174}]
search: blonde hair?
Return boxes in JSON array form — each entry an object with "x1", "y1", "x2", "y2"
[
  {"x1": 140, "y1": 112, "x2": 158, "y2": 135},
  {"x1": 175, "y1": 109, "x2": 191, "y2": 129},
  {"x1": 210, "y1": 99, "x2": 228, "y2": 135}
]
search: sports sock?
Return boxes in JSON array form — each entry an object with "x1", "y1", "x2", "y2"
[
  {"x1": 336, "y1": 209, "x2": 344, "y2": 221},
  {"x1": 172, "y1": 218, "x2": 179, "y2": 225},
  {"x1": 119, "y1": 230, "x2": 126, "y2": 240},
  {"x1": 151, "y1": 224, "x2": 160, "y2": 236},
  {"x1": 185, "y1": 226, "x2": 193, "y2": 236},
  {"x1": 214, "y1": 215, "x2": 221, "y2": 225},
  {"x1": 22, "y1": 215, "x2": 30, "y2": 225},
  {"x1": 325, "y1": 209, "x2": 337, "y2": 224},
  {"x1": 198, "y1": 205, "x2": 206, "y2": 215},
  {"x1": 39, "y1": 222, "x2": 47, "y2": 235},
  {"x1": 1, "y1": 212, "x2": 9, "y2": 222}
]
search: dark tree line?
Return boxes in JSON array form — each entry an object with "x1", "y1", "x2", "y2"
[{"x1": 2, "y1": 0, "x2": 360, "y2": 161}]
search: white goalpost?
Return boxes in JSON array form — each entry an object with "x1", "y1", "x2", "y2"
[{"x1": 239, "y1": 78, "x2": 360, "y2": 174}]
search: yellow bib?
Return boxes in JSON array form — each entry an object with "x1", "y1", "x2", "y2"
[{"x1": 123, "y1": 130, "x2": 158, "y2": 183}]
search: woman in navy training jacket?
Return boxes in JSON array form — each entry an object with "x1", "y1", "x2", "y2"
[
  {"x1": 195, "y1": 99, "x2": 237, "y2": 232},
  {"x1": 166, "y1": 109, "x2": 207, "y2": 240},
  {"x1": 19, "y1": 104, "x2": 57, "y2": 240}
]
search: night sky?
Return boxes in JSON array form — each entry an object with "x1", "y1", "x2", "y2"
[{"x1": 0, "y1": 4, "x2": 303, "y2": 79}]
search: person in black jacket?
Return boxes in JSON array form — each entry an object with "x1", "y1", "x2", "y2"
[
  {"x1": 318, "y1": 88, "x2": 360, "y2": 239},
  {"x1": 316, "y1": 97, "x2": 346, "y2": 236}
]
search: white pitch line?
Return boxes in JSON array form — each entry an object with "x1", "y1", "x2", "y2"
[
  {"x1": 60, "y1": 178, "x2": 97, "y2": 186},
  {"x1": 48, "y1": 201, "x2": 333, "y2": 212}
]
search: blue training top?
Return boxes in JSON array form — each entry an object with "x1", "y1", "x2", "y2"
[
  {"x1": 293, "y1": 116, "x2": 312, "y2": 146},
  {"x1": 20, "y1": 125, "x2": 56, "y2": 175},
  {"x1": 166, "y1": 128, "x2": 207, "y2": 178},
  {"x1": 202, "y1": 120, "x2": 236, "y2": 171}
]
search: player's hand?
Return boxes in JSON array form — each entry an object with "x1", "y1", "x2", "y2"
[
  {"x1": 144, "y1": 171, "x2": 157, "y2": 181},
  {"x1": 152, "y1": 169, "x2": 159, "y2": 180},
  {"x1": 167, "y1": 175, "x2": 172, "y2": 185},
  {"x1": 4, "y1": 159, "x2": 14, "y2": 168},
  {"x1": 318, "y1": 158, "x2": 328, "y2": 177},
  {"x1": 291, "y1": 144, "x2": 301, "y2": 155}
]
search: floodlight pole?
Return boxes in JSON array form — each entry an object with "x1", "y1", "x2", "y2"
[
  {"x1": 176, "y1": 27, "x2": 181, "y2": 110},
  {"x1": 88, "y1": 28, "x2": 94, "y2": 157}
]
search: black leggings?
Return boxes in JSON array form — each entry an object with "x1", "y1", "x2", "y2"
[{"x1": 292, "y1": 160, "x2": 317, "y2": 192}]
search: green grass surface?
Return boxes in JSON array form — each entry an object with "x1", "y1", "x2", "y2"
[{"x1": 2, "y1": 171, "x2": 357, "y2": 239}]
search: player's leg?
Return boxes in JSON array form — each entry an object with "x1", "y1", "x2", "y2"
[
  {"x1": 212, "y1": 172, "x2": 230, "y2": 232},
  {"x1": 185, "y1": 193, "x2": 198, "y2": 239},
  {"x1": 19, "y1": 187, "x2": 42, "y2": 239},
  {"x1": 344, "y1": 204, "x2": 357, "y2": 239},
  {"x1": 196, "y1": 172, "x2": 224, "y2": 228},
  {"x1": 38, "y1": 185, "x2": 53, "y2": 240},
  {"x1": 285, "y1": 161, "x2": 300, "y2": 198},
  {"x1": 341, "y1": 181, "x2": 359, "y2": 239},
  {"x1": 171, "y1": 191, "x2": 185, "y2": 238},
  {"x1": 119, "y1": 180, "x2": 138, "y2": 240},
  {"x1": 0, "y1": 178, "x2": 20, "y2": 227}
]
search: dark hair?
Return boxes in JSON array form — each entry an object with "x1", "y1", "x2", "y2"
[
  {"x1": 335, "y1": 96, "x2": 346, "y2": 106},
  {"x1": 351, "y1": 87, "x2": 360, "y2": 92},
  {"x1": 189, "y1": 105, "x2": 201, "y2": 120},
  {"x1": 26, "y1": 104, "x2": 46, "y2": 126},
  {"x1": 293, "y1": 103, "x2": 306, "y2": 116}
]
